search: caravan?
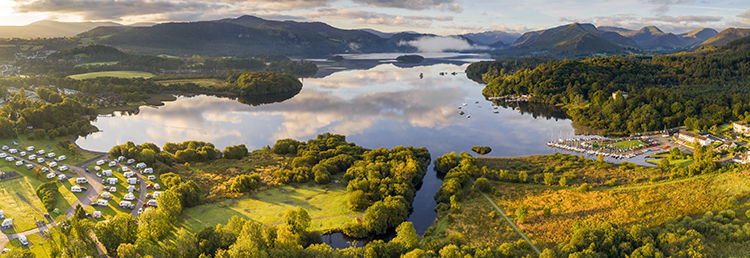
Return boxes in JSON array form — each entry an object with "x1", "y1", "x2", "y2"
[
  {"x1": 108, "y1": 161, "x2": 117, "y2": 167},
  {"x1": 55, "y1": 155, "x2": 66, "y2": 161},
  {"x1": 119, "y1": 201, "x2": 134, "y2": 209},
  {"x1": 48, "y1": 161, "x2": 58, "y2": 168},
  {"x1": 96, "y1": 159, "x2": 106, "y2": 166},
  {"x1": 58, "y1": 165, "x2": 68, "y2": 171},
  {"x1": 127, "y1": 178, "x2": 138, "y2": 185},
  {"x1": 123, "y1": 193, "x2": 136, "y2": 201},
  {"x1": 142, "y1": 168, "x2": 154, "y2": 174},
  {"x1": 106, "y1": 177, "x2": 118, "y2": 185},
  {"x1": 70, "y1": 185, "x2": 84, "y2": 193},
  {"x1": 123, "y1": 171, "x2": 135, "y2": 178},
  {"x1": 75, "y1": 177, "x2": 88, "y2": 184}
]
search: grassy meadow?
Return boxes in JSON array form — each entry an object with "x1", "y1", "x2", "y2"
[
  {"x1": 180, "y1": 184, "x2": 356, "y2": 233},
  {"x1": 68, "y1": 71, "x2": 154, "y2": 80},
  {"x1": 431, "y1": 154, "x2": 750, "y2": 255}
]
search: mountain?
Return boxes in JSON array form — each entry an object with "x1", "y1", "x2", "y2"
[
  {"x1": 618, "y1": 26, "x2": 689, "y2": 50},
  {"x1": 78, "y1": 15, "x2": 405, "y2": 57},
  {"x1": 461, "y1": 31, "x2": 522, "y2": 46},
  {"x1": 679, "y1": 28, "x2": 718, "y2": 46},
  {"x1": 495, "y1": 23, "x2": 637, "y2": 57},
  {"x1": 0, "y1": 20, "x2": 121, "y2": 39},
  {"x1": 598, "y1": 26, "x2": 633, "y2": 34},
  {"x1": 700, "y1": 28, "x2": 750, "y2": 46}
]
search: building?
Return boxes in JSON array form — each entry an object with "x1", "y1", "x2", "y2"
[
  {"x1": 733, "y1": 122, "x2": 750, "y2": 136},
  {"x1": 677, "y1": 130, "x2": 712, "y2": 146}
]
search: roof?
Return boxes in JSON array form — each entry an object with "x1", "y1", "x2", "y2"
[{"x1": 678, "y1": 130, "x2": 708, "y2": 140}]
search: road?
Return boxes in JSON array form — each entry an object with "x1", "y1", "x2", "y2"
[{"x1": 0, "y1": 144, "x2": 147, "y2": 257}]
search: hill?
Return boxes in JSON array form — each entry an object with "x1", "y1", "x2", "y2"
[
  {"x1": 619, "y1": 26, "x2": 688, "y2": 50},
  {"x1": 461, "y1": 30, "x2": 522, "y2": 46},
  {"x1": 701, "y1": 28, "x2": 750, "y2": 46},
  {"x1": 77, "y1": 15, "x2": 413, "y2": 57},
  {"x1": 0, "y1": 20, "x2": 121, "y2": 39},
  {"x1": 495, "y1": 23, "x2": 637, "y2": 57}
]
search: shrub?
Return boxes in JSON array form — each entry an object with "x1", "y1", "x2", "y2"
[
  {"x1": 230, "y1": 174, "x2": 261, "y2": 193},
  {"x1": 35, "y1": 181, "x2": 59, "y2": 211},
  {"x1": 473, "y1": 177, "x2": 492, "y2": 193},
  {"x1": 471, "y1": 146, "x2": 492, "y2": 155},
  {"x1": 222, "y1": 144, "x2": 248, "y2": 159}
]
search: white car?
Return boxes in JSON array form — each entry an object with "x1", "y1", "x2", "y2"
[
  {"x1": 0, "y1": 153, "x2": 7, "y2": 158},
  {"x1": 55, "y1": 155, "x2": 66, "y2": 161},
  {"x1": 4, "y1": 157, "x2": 13, "y2": 162},
  {"x1": 48, "y1": 162, "x2": 58, "y2": 168},
  {"x1": 147, "y1": 175, "x2": 156, "y2": 181},
  {"x1": 58, "y1": 166, "x2": 68, "y2": 172},
  {"x1": 18, "y1": 151, "x2": 26, "y2": 157},
  {"x1": 26, "y1": 146, "x2": 34, "y2": 151},
  {"x1": 96, "y1": 160, "x2": 106, "y2": 166},
  {"x1": 1, "y1": 145, "x2": 8, "y2": 150},
  {"x1": 37, "y1": 157, "x2": 45, "y2": 163},
  {"x1": 126, "y1": 159, "x2": 135, "y2": 164},
  {"x1": 28, "y1": 154, "x2": 36, "y2": 160},
  {"x1": 14, "y1": 161, "x2": 23, "y2": 166},
  {"x1": 36, "y1": 150, "x2": 45, "y2": 155},
  {"x1": 108, "y1": 161, "x2": 117, "y2": 168},
  {"x1": 143, "y1": 168, "x2": 153, "y2": 174},
  {"x1": 46, "y1": 153, "x2": 55, "y2": 158}
]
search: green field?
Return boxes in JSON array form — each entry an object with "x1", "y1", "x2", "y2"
[
  {"x1": 0, "y1": 160, "x2": 81, "y2": 233},
  {"x1": 68, "y1": 71, "x2": 154, "y2": 80},
  {"x1": 646, "y1": 152, "x2": 693, "y2": 167},
  {"x1": 0, "y1": 136, "x2": 99, "y2": 165},
  {"x1": 73, "y1": 61, "x2": 118, "y2": 68},
  {"x1": 4, "y1": 233, "x2": 52, "y2": 257},
  {"x1": 179, "y1": 184, "x2": 356, "y2": 233},
  {"x1": 590, "y1": 139, "x2": 645, "y2": 150},
  {"x1": 156, "y1": 78, "x2": 225, "y2": 88}
]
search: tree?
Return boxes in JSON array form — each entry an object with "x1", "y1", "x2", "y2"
[
  {"x1": 230, "y1": 174, "x2": 261, "y2": 193},
  {"x1": 157, "y1": 190, "x2": 183, "y2": 220},
  {"x1": 222, "y1": 145, "x2": 248, "y2": 159},
  {"x1": 515, "y1": 206, "x2": 529, "y2": 224},
  {"x1": 94, "y1": 214, "x2": 138, "y2": 254},
  {"x1": 172, "y1": 228, "x2": 199, "y2": 258},
  {"x1": 473, "y1": 177, "x2": 492, "y2": 193},
  {"x1": 347, "y1": 190, "x2": 369, "y2": 211},
  {"x1": 544, "y1": 172, "x2": 555, "y2": 186},
  {"x1": 391, "y1": 222, "x2": 418, "y2": 250},
  {"x1": 117, "y1": 243, "x2": 138, "y2": 258},
  {"x1": 283, "y1": 208, "x2": 311, "y2": 234},
  {"x1": 68, "y1": 143, "x2": 81, "y2": 159}
]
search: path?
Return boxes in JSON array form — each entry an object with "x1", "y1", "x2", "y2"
[{"x1": 480, "y1": 192, "x2": 542, "y2": 256}]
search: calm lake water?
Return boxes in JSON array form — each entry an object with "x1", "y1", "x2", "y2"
[{"x1": 76, "y1": 53, "x2": 591, "y2": 247}]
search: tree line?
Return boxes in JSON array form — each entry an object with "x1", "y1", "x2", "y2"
[{"x1": 471, "y1": 36, "x2": 750, "y2": 135}]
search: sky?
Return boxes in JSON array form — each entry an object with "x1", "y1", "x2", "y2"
[{"x1": 0, "y1": 0, "x2": 748, "y2": 34}]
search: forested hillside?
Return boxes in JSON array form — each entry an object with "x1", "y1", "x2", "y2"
[{"x1": 472, "y1": 36, "x2": 750, "y2": 135}]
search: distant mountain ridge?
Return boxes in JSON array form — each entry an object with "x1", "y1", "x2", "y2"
[
  {"x1": 0, "y1": 20, "x2": 122, "y2": 39},
  {"x1": 700, "y1": 28, "x2": 750, "y2": 46},
  {"x1": 53, "y1": 15, "x2": 747, "y2": 58}
]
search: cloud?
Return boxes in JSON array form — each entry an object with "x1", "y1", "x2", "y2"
[
  {"x1": 644, "y1": 0, "x2": 694, "y2": 14},
  {"x1": 13, "y1": 0, "x2": 222, "y2": 20},
  {"x1": 307, "y1": 7, "x2": 452, "y2": 27},
  {"x1": 398, "y1": 36, "x2": 486, "y2": 52},
  {"x1": 739, "y1": 9, "x2": 750, "y2": 19},
  {"x1": 12, "y1": 0, "x2": 332, "y2": 21},
  {"x1": 235, "y1": 0, "x2": 334, "y2": 11},
  {"x1": 564, "y1": 14, "x2": 726, "y2": 33},
  {"x1": 352, "y1": 0, "x2": 461, "y2": 12}
]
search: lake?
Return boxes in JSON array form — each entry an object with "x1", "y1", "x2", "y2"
[{"x1": 76, "y1": 53, "x2": 591, "y2": 247}]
